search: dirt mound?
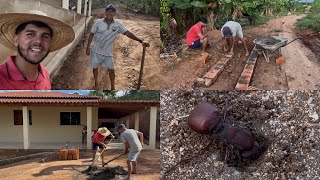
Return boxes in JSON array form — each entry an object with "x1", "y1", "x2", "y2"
[{"x1": 83, "y1": 166, "x2": 127, "y2": 180}]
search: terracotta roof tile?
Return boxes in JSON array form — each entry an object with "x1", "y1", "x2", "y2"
[
  {"x1": 0, "y1": 91, "x2": 99, "y2": 99},
  {"x1": 0, "y1": 92, "x2": 159, "y2": 106},
  {"x1": 0, "y1": 91, "x2": 99, "y2": 104},
  {"x1": 99, "y1": 100, "x2": 160, "y2": 107}
]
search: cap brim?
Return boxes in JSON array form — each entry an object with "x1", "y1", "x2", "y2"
[{"x1": 0, "y1": 13, "x2": 75, "y2": 52}]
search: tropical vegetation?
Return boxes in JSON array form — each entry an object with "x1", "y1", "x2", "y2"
[
  {"x1": 88, "y1": 90, "x2": 160, "y2": 100},
  {"x1": 161, "y1": 0, "x2": 312, "y2": 51},
  {"x1": 296, "y1": 0, "x2": 320, "y2": 31}
]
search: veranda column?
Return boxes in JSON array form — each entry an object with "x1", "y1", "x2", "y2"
[
  {"x1": 149, "y1": 107, "x2": 157, "y2": 149},
  {"x1": 86, "y1": 106, "x2": 92, "y2": 149},
  {"x1": 134, "y1": 112, "x2": 140, "y2": 130},
  {"x1": 77, "y1": 0, "x2": 82, "y2": 14},
  {"x1": 126, "y1": 118, "x2": 130, "y2": 128},
  {"x1": 62, "y1": 0, "x2": 69, "y2": 10},
  {"x1": 84, "y1": 0, "x2": 88, "y2": 16},
  {"x1": 88, "y1": 0, "x2": 92, "y2": 16},
  {"x1": 22, "y1": 106, "x2": 30, "y2": 149}
]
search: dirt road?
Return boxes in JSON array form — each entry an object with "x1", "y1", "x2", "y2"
[
  {"x1": 160, "y1": 15, "x2": 320, "y2": 90},
  {"x1": 279, "y1": 15, "x2": 320, "y2": 90},
  {"x1": 51, "y1": 7, "x2": 160, "y2": 90}
]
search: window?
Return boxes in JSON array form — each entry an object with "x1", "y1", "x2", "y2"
[
  {"x1": 14, "y1": 110, "x2": 32, "y2": 125},
  {"x1": 60, "y1": 112, "x2": 80, "y2": 125}
]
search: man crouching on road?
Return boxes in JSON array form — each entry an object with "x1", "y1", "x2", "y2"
[
  {"x1": 92, "y1": 127, "x2": 115, "y2": 165},
  {"x1": 117, "y1": 124, "x2": 144, "y2": 180},
  {"x1": 221, "y1": 20, "x2": 249, "y2": 57}
]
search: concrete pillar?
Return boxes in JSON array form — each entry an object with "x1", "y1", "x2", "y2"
[
  {"x1": 22, "y1": 106, "x2": 30, "y2": 149},
  {"x1": 126, "y1": 118, "x2": 130, "y2": 128},
  {"x1": 149, "y1": 107, "x2": 157, "y2": 149},
  {"x1": 88, "y1": 0, "x2": 92, "y2": 16},
  {"x1": 86, "y1": 107, "x2": 92, "y2": 149},
  {"x1": 77, "y1": 0, "x2": 82, "y2": 14},
  {"x1": 84, "y1": 0, "x2": 88, "y2": 16},
  {"x1": 62, "y1": 0, "x2": 69, "y2": 10},
  {"x1": 134, "y1": 112, "x2": 140, "y2": 131}
]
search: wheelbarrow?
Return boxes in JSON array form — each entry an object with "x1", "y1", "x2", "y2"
[{"x1": 253, "y1": 36, "x2": 300, "y2": 62}]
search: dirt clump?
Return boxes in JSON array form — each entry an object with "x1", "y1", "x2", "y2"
[{"x1": 82, "y1": 166, "x2": 128, "y2": 180}]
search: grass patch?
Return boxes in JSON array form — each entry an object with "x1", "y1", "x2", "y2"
[{"x1": 296, "y1": 12, "x2": 320, "y2": 31}]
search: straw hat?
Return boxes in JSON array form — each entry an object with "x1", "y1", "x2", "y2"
[
  {"x1": 98, "y1": 127, "x2": 111, "y2": 137},
  {"x1": 0, "y1": 10, "x2": 75, "y2": 52}
]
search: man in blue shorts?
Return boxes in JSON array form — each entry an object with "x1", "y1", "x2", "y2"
[{"x1": 186, "y1": 15, "x2": 209, "y2": 63}]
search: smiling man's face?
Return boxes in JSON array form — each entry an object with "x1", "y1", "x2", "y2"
[
  {"x1": 105, "y1": 9, "x2": 116, "y2": 21},
  {"x1": 15, "y1": 24, "x2": 51, "y2": 64}
]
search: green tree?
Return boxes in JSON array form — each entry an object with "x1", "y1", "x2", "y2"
[
  {"x1": 88, "y1": 90, "x2": 118, "y2": 99},
  {"x1": 116, "y1": 90, "x2": 160, "y2": 100},
  {"x1": 88, "y1": 90, "x2": 106, "y2": 99}
]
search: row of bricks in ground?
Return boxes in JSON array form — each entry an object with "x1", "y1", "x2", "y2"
[
  {"x1": 203, "y1": 56, "x2": 232, "y2": 86},
  {"x1": 235, "y1": 51, "x2": 285, "y2": 90},
  {"x1": 235, "y1": 50, "x2": 259, "y2": 90},
  {"x1": 200, "y1": 50, "x2": 285, "y2": 88}
]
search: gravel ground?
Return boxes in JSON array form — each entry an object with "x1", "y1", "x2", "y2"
[{"x1": 160, "y1": 90, "x2": 320, "y2": 179}]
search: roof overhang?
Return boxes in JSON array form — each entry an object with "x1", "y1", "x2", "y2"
[{"x1": 98, "y1": 100, "x2": 160, "y2": 119}]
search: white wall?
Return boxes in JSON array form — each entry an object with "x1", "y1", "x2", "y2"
[
  {"x1": 0, "y1": 106, "x2": 98, "y2": 143},
  {"x1": 0, "y1": 106, "x2": 23, "y2": 142}
]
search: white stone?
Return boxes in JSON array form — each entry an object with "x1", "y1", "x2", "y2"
[{"x1": 309, "y1": 112, "x2": 319, "y2": 121}]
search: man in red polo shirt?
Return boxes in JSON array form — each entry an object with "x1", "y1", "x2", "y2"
[
  {"x1": 0, "y1": 10, "x2": 75, "y2": 90},
  {"x1": 92, "y1": 127, "x2": 115, "y2": 165},
  {"x1": 186, "y1": 15, "x2": 209, "y2": 64}
]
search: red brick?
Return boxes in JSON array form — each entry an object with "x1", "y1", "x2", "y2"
[
  {"x1": 67, "y1": 155, "x2": 73, "y2": 160},
  {"x1": 235, "y1": 50, "x2": 258, "y2": 90},
  {"x1": 276, "y1": 56, "x2": 285, "y2": 64},
  {"x1": 202, "y1": 56, "x2": 232, "y2": 86}
]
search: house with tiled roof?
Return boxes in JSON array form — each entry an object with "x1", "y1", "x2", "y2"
[{"x1": 0, "y1": 91, "x2": 159, "y2": 150}]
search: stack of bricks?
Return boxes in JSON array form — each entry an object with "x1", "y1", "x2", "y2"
[{"x1": 59, "y1": 149, "x2": 79, "y2": 160}]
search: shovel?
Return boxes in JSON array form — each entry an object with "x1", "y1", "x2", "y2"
[
  {"x1": 137, "y1": 44, "x2": 147, "y2": 90},
  {"x1": 102, "y1": 153, "x2": 125, "y2": 167}
]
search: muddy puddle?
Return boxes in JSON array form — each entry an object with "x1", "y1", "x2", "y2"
[
  {"x1": 255, "y1": 36, "x2": 281, "y2": 46},
  {"x1": 82, "y1": 166, "x2": 128, "y2": 180}
]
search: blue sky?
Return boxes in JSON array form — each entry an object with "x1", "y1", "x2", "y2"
[
  {"x1": 51, "y1": 90, "x2": 91, "y2": 95},
  {"x1": 52, "y1": 90, "x2": 125, "y2": 97},
  {"x1": 298, "y1": 0, "x2": 314, "y2": 2},
  {"x1": 0, "y1": 90, "x2": 125, "y2": 97}
]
